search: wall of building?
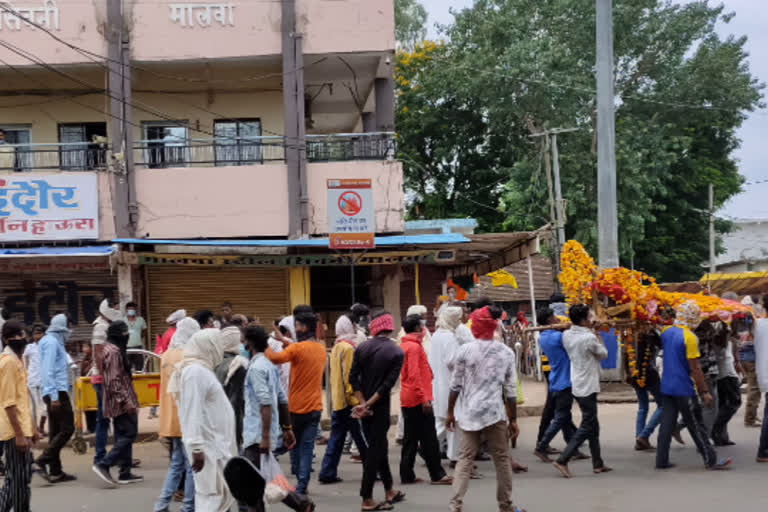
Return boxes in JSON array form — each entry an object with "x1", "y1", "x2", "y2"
[
  {"x1": 306, "y1": 160, "x2": 404, "y2": 235},
  {"x1": 298, "y1": 0, "x2": 395, "y2": 55}
]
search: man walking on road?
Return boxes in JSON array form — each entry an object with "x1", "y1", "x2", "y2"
[
  {"x1": 154, "y1": 317, "x2": 199, "y2": 512},
  {"x1": 752, "y1": 295, "x2": 768, "y2": 463},
  {"x1": 553, "y1": 304, "x2": 612, "y2": 478},
  {"x1": 446, "y1": 305, "x2": 524, "y2": 512},
  {"x1": 92, "y1": 321, "x2": 143, "y2": 486},
  {"x1": 37, "y1": 313, "x2": 76, "y2": 483},
  {"x1": 350, "y1": 311, "x2": 405, "y2": 511},
  {"x1": 91, "y1": 299, "x2": 121, "y2": 466},
  {"x1": 740, "y1": 297, "x2": 763, "y2": 428},
  {"x1": 0, "y1": 320, "x2": 38, "y2": 511},
  {"x1": 656, "y1": 301, "x2": 731, "y2": 471}
]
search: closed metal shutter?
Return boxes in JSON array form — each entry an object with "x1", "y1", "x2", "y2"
[
  {"x1": 146, "y1": 266, "x2": 290, "y2": 341},
  {"x1": 0, "y1": 269, "x2": 117, "y2": 349}
]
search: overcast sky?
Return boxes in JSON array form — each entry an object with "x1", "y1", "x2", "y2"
[{"x1": 420, "y1": 0, "x2": 767, "y2": 220}]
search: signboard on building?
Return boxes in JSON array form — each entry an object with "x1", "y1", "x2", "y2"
[
  {"x1": 0, "y1": 174, "x2": 99, "y2": 241},
  {"x1": 327, "y1": 179, "x2": 375, "y2": 250}
]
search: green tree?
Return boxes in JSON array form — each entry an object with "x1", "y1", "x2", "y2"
[
  {"x1": 395, "y1": 0, "x2": 428, "y2": 50},
  {"x1": 396, "y1": 0, "x2": 763, "y2": 281}
]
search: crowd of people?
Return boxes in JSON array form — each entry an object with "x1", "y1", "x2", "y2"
[{"x1": 0, "y1": 289, "x2": 765, "y2": 511}]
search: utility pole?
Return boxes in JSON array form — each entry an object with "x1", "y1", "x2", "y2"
[
  {"x1": 709, "y1": 183, "x2": 716, "y2": 275},
  {"x1": 597, "y1": 0, "x2": 619, "y2": 268},
  {"x1": 530, "y1": 127, "x2": 579, "y2": 274}
]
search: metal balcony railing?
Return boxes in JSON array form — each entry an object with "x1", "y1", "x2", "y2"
[{"x1": 0, "y1": 133, "x2": 396, "y2": 171}]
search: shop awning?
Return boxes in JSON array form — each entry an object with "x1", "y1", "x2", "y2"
[
  {"x1": 113, "y1": 234, "x2": 470, "y2": 247},
  {"x1": 0, "y1": 245, "x2": 117, "y2": 258}
]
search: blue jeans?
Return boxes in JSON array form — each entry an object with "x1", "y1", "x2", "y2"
[
  {"x1": 758, "y1": 393, "x2": 768, "y2": 459},
  {"x1": 635, "y1": 387, "x2": 663, "y2": 439},
  {"x1": 290, "y1": 411, "x2": 320, "y2": 495},
  {"x1": 93, "y1": 383, "x2": 111, "y2": 465},
  {"x1": 319, "y1": 407, "x2": 368, "y2": 482},
  {"x1": 154, "y1": 438, "x2": 195, "y2": 512}
]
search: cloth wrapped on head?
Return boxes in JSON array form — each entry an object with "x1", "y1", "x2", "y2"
[
  {"x1": 470, "y1": 306, "x2": 498, "y2": 340},
  {"x1": 436, "y1": 306, "x2": 463, "y2": 333},
  {"x1": 370, "y1": 314, "x2": 395, "y2": 337},
  {"x1": 166, "y1": 309, "x2": 186, "y2": 325},
  {"x1": 674, "y1": 300, "x2": 702, "y2": 331}
]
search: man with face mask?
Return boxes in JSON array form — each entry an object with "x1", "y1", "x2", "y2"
[
  {"x1": 92, "y1": 321, "x2": 142, "y2": 486},
  {"x1": 0, "y1": 320, "x2": 38, "y2": 511},
  {"x1": 124, "y1": 302, "x2": 147, "y2": 372},
  {"x1": 37, "y1": 313, "x2": 76, "y2": 483}
]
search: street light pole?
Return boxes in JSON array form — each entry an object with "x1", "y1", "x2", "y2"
[{"x1": 597, "y1": 0, "x2": 619, "y2": 268}]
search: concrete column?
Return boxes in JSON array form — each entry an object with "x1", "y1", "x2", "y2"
[
  {"x1": 362, "y1": 112, "x2": 376, "y2": 133},
  {"x1": 117, "y1": 263, "x2": 134, "y2": 312},
  {"x1": 374, "y1": 77, "x2": 395, "y2": 132},
  {"x1": 382, "y1": 265, "x2": 402, "y2": 329}
]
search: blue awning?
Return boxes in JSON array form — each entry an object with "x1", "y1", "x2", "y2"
[
  {"x1": 0, "y1": 245, "x2": 117, "y2": 257},
  {"x1": 113, "y1": 234, "x2": 470, "y2": 247}
]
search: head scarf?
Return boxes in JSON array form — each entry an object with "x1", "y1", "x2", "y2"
[
  {"x1": 370, "y1": 314, "x2": 395, "y2": 337},
  {"x1": 47, "y1": 313, "x2": 71, "y2": 343},
  {"x1": 169, "y1": 317, "x2": 200, "y2": 350},
  {"x1": 166, "y1": 309, "x2": 186, "y2": 325},
  {"x1": 406, "y1": 305, "x2": 427, "y2": 317},
  {"x1": 168, "y1": 328, "x2": 224, "y2": 401},
  {"x1": 279, "y1": 316, "x2": 297, "y2": 341},
  {"x1": 107, "y1": 321, "x2": 132, "y2": 376},
  {"x1": 470, "y1": 306, "x2": 498, "y2": 340},
  {"x1": 219, "y1": 326, "x2": 249, "y2": 385},
  {"x1": 436, "y1": 306, "x2": 463, "y2": 333},
  {"x1": 674, "y1": 300, "x2": 702, "y2": 331},
  {"x1": 455, "y1": 323, "x2": 475, "y2": 346},
  {"x1": 99, "y1": 299, "x2": 121, "y2": 322},
  {"x1": 335, "y1": 315, "x2": 358, "y2": 344}
]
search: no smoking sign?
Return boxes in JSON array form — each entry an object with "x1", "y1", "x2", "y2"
[{"x1": 327, "y1": 179, "x2": 375, "y2": 249}]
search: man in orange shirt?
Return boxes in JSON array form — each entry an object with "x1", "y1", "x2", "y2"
[
  {"x1": 267, "y1": 308, "x2": 327, "y2": 496},
  {"x1": 153, "y1": 317, "x2": 200, "y2": 512}
]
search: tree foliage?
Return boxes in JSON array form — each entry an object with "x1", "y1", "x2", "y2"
[
  {"x1": 395, "y1": 0, "x2": 428, "y2": 51},
  {"x1": 396, "y1": 0, "x2": 763, "y2": 281}
]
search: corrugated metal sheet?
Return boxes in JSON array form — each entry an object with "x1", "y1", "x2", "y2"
[
  {"x1": 145, "y1": 267, "x2": 289, "y2": 344},
  {"x1": 467, "y1": 255, "x2": 555, "y2": 303},
  {"x1": 0, "y1": 269, "x2": 117, "y2": 347}
]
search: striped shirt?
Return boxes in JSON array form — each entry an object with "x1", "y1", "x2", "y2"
[{"x1": 102, "y1": 343, "x2": 139, "y2": 418}]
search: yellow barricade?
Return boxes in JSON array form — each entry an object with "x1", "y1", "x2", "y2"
[{"x1": 75, "y1": 374, "x2": 162, "y2": 413}]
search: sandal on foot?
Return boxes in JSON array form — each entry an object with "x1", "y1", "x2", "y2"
[
  {"x1": 387, "y1": 490, "x2": 406, "y2": 504},
  {"x1": 708, "y1": 458, "x2": 732, "y2": 471},
  {"x1": 431, "y1": 476, "x2": 453, "y2": 485},
  {"x1": 552, "y1": 461, "x2": 572, "y2": 479},
  {"x1": 593, "y1": 466, "x2": 613, "y2": 474},
  {"x1": 362, "y1": 503, "x2": 393, "y2": 511}
]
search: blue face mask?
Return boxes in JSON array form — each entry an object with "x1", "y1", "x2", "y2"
[{"x1": 239, "y1": 344, "x2": 251, "y2": 359}]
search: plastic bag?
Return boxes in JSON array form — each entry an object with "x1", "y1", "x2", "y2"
[{"x1": 260, "y1": 453, "x2": 293, "y2": 504}]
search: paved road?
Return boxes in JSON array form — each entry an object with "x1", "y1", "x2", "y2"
[{"x1": 28, "y1": 403, "x2": 767, "y2": 511}]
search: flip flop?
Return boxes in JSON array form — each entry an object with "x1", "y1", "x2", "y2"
[
  {"x1": 552, "y1": 461, "x2": 572, "y2": 479},
  {"x1": 593, "y1": 466, "x2": 613, "y2": 474},
  {"x1": 387, "y1": 490, "x2": 406, "y2": 504},
  {"x1": 708, "y1": 458, "x2": 732, "y2": 471},
  {"x1": 512, "y1": 464, "x2": 528, "y2": 474},
  {"x1": 401, "y1": 478, "x2": 424, "y2": 485},
  {"x1": 362, "y1": 502, "x2": 393, "y2": 511},
  {"x1": 430, "y1": 477, "x2": 453, "y2": 485}
]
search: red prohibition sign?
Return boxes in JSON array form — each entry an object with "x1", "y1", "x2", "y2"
[{"x1": 338, "y1": 191, "x2": 363, "y2": 216}]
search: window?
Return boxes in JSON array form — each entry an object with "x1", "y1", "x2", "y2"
[
  {"x1": 214, "y1": 119, "x2": 262, "y2": 166},
  {"x1": 58, "y1": 123, "x2": 108, "y2": 170},
  {"x1": 142, "y1": 122, "x2": 188, "y2": 169},
  {"x1": 0, "y1": 125, "x2": 31, "y2": 171}
]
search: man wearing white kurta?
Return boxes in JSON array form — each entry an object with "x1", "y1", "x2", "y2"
[
  {"x1": 170, "y1": 329, "x2": 237, "y2": 512},
  {"x1": 429, "y1": 306, "x2": 464, "y2": 463}
]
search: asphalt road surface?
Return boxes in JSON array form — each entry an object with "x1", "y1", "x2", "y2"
[{"x1": 27, "y1": 403, "x2": 768, "y2": 511}]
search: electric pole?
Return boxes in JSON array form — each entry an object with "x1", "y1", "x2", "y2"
[
  {"x1": 709, "y1": 183, "x2": 716, "y2": 275},
  {"x1": 597, "y1": 0, "x2": 619, "y2": 268}
]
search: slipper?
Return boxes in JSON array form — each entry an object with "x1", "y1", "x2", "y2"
[
  {"x1": 401, "y1": 478, "x2": 424, "y2": 485},
  {"x1": 656, "y1": 464, "x2": 677, "y2": 471},
  {"x1": 573, "y1": 451, "x2": 590, "y2": 461},
  {"x1": 318, "y1": 477, "x2": 343, "y2": 485},
  {"x1": 552, "y1": 461, "x2": 571, "y2": 479},
  {"x1": 387, "y1": 490, "x2": 406, "y2": 504},
  {"x1": 756, "y1": 457, "x2": 768, "y2": 463},
  {"x1": 470, "y1": 471, "x2": 483, "y2": 480},
  {"x1": 533, "y1": 450, "x2": 553, "y2": 463},
  {"x1": 512, "y1": 464, "x2": 528, "y2": 474},
  {"x1": 362, "y1": 503, "x2": 393, "y2": 511},
  {"x1": 593, "y1": 466, "x2": 613, "y2": 474},
  {"x1": 430, "y1": 477, "x2": 453, "y2": 485},
  {"x1": 708, "y1": 458, "x2": 732, "y2": 471}
]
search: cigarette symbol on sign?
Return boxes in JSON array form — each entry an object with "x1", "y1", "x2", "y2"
[{"x1": 338, "y1": 191, "x2": 362, "y2": 216}]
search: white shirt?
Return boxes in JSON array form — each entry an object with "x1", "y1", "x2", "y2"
[
  {"x1": 449, "y1": 339, "x2": 516, "y2": 432},
  {"x1": 267, "y1": 336, "x2": 291, "y2": 394},
  {"x1": 429, "y1": 328, "x2": 460, "y2": 418},
  {"x1": 755, "y1": 318, "x2": 768, "y2": 393},
  {"x1": 177, "y1": 364, "x2": 237, "y2": 512},
  {"x1": 23, "y1": 342, "x2": 41, "y2": 388},
  {"x1": 562, "y1": 325, "x2": 608, "y2": 398},
  {"x1": 717, "y1": 341, "x2": 739, "y2": 379}
]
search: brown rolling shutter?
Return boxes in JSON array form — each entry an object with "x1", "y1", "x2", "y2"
[
  {"x1": 0, "y1": 269, "x2": 117, "y2": 351},
  {"x1": 146, "y1": 266, "x2": 289, "y2": 342}
]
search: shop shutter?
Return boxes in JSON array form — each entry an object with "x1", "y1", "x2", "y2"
[
  {"x1": 146, "y1": 266, "x2": 289, "y2": 343},
  {"x1": 0, "y1": 269, "x2": 118, "y2": 351}
]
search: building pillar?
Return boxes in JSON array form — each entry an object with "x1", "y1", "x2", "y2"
[
  {"x1": 362, "y1": 112, "x2": 376, "y2": 133},
  {"x1": 117, "y1": 262, "x2": 134, "y2": 312},
  {"x1": 289, "y1": 267, "x2": 311, "y2": 311},
  {"x1": 374, "y1": 77, "x2": 395, "y2": 132},
  {"x1": 382, "y1": 266, "x2": 402, "y2": 329}
]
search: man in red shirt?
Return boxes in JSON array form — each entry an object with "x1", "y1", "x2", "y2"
[{"x1": 399, "y1": 315, "x2": 452, "y2": 485}]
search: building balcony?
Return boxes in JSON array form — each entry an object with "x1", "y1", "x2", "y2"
[{"x1": 0, "y1": 133, "x2": 396, "y2": 171}]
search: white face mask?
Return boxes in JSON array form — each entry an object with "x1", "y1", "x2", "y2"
[
  {"x1": 420, "y1": 319, "x2": 427, "y2": 327},
  {"x1": 127, "y1": 310, "x2": 137, "y2": 317}
]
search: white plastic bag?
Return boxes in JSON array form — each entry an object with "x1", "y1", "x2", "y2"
[{"x1": 260, "y1": 453, "x2": 293, "y2": 504}]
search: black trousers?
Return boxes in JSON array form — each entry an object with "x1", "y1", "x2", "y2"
[
  {"x1": 360, "y1": 408, "x2": 394, "y2": 501},
  {"x1": 41, "y1": 392, "x2": 75, "y2": 476},
  {"x1": 400, "y1": 406, "x2": 446, "y2": 483},
  {"x1": 0, "y1": 439, "x2": 31, "y2": 512},
  {"x1": 536, "y1": 385, "x2": 556, "y2": 444},
  {"x1": 536, "y1": 388, "x2": 577, "y2": 453},
  {"x1": 242, "y1": 444, "x2": 311, "y2": 512},
  {"x1": 101, "y1": 412, "x2": 138, "y2": 479},
  {"x1": 556, "y1": 393, "x2": 604, "y2": 469},
  {"x1": 657, "y1": 394, "x2": 717, "y2": 468},
  {"x1": 712, "y1": 376, "x2": 742, "y2": 444}
]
